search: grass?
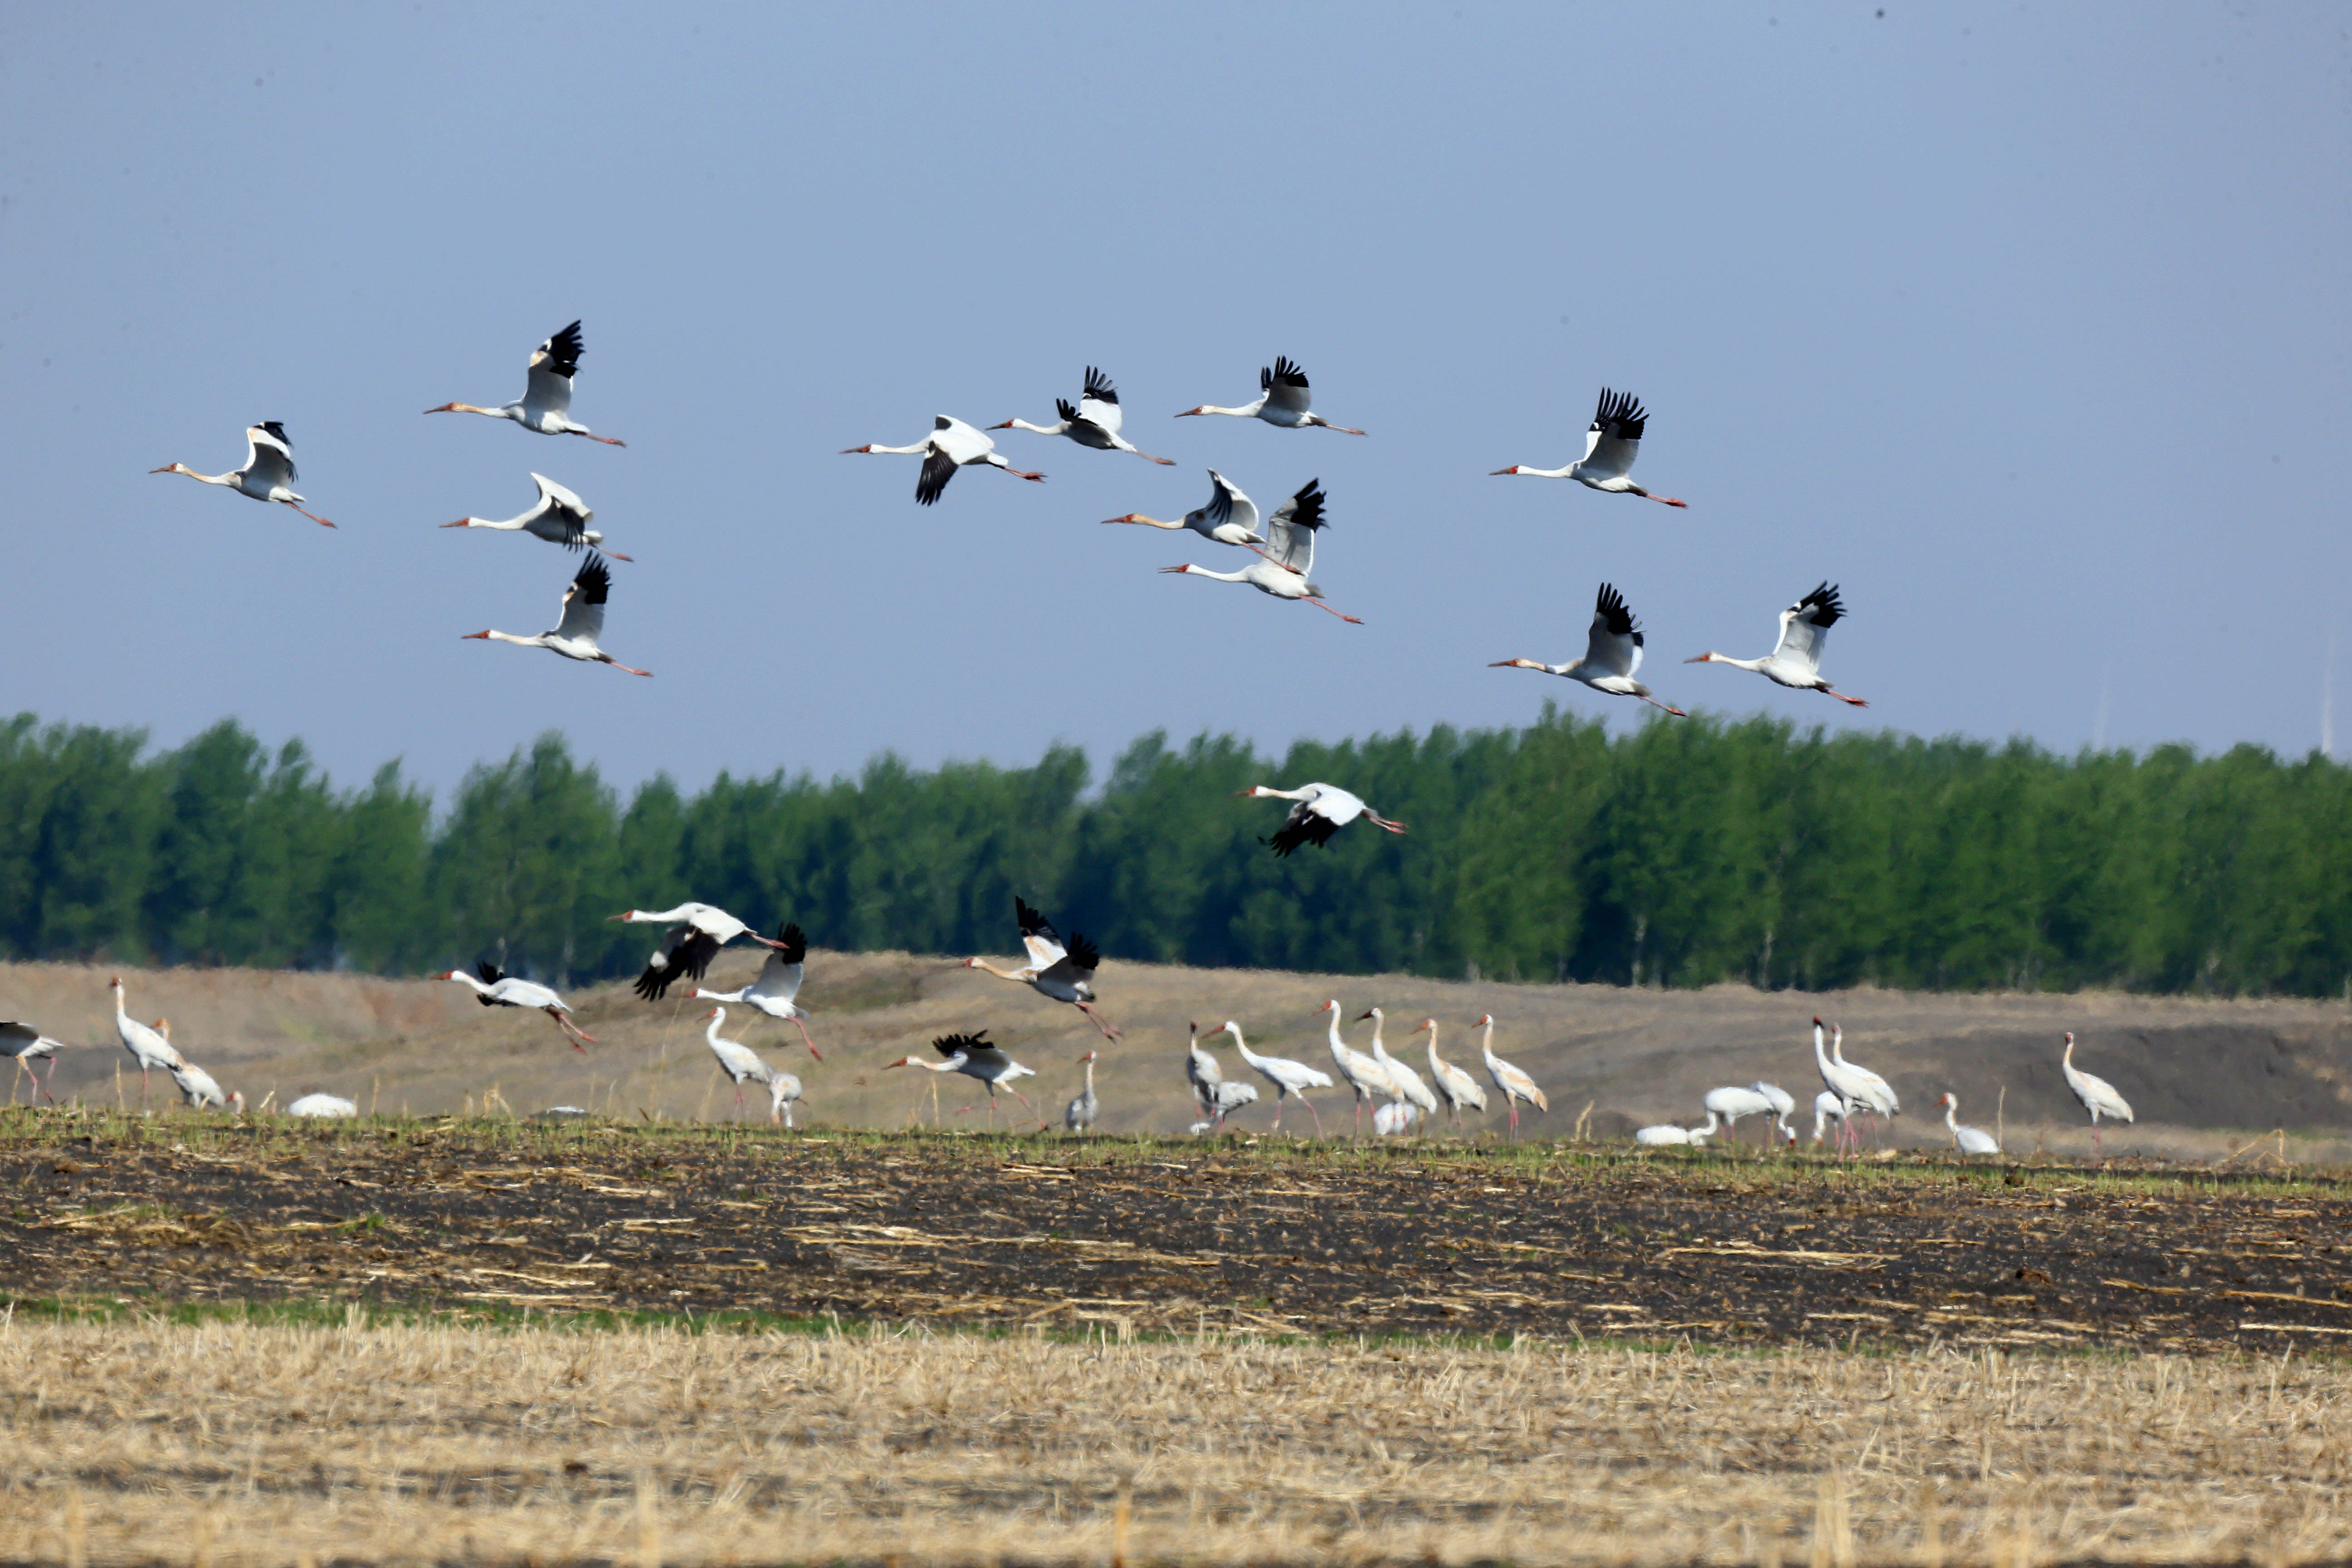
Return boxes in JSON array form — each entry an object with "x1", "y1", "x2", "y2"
[{"x1": 3, "y1": 1313, "x2": 2350, "y2": 1566}]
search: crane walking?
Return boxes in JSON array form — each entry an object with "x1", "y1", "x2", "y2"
[
  {"x1": 1218, "y1": 1021, "x2": 1332, "y2": 1135},
  {"x1": 2061, "y1": 1032, "x2": 2134, "y2": 1156},
  {"x1": 150, "y1": 421, "x2": 336, "y2": 527},
  {"x1": 1, "y1": 1023, "x2": 64, "y2": 1104}
]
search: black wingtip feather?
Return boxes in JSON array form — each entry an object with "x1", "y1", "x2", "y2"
[
  {"x1": 1055, "y1": 398, "x2": 1080, "y2": 424},
  {"x1": 541, "y1": 320, "x2": 585, "y2": 377},
  {"x1": 1082, "y1": 366, "x2": 1117, "y2": 404},
  {"x1": 573, "y1": 554, "x2": 613, "y2": 606},
  {"x1": 1595, "y1": 581, "x2": 1638, "y2": 637},
  {"x1": 1286, "y1": 479, "x2": 1327, "y2": 533},
  {"x1": 1589, "y1": 387, "x2": 1649, "y2": 441},
  {"x1": 915, "y1": 446, "x2": 956, "y2": 505},
  {"x1": 933, "y1": 1029, "x2": 991, "y2": 1058},
  {"x1": 1065, "y1": 931, "x2": 1101, "y2": 971},
  {"x1": 1014, "y1": 897, "x2": 1058, "y2": 943},
  {"x1": 774, "y1": 922, "x2": 807, "y2": 963},
  {"x1": 1268, "y1": 356, "x2": 1308, "y2": 389},
  {"x1": 256, "y1": 420, "x2": 289, "y2": 443},
  {"x1": 1267, "y1": 812, "x2": 1340, "y2": 858},
  {"x1": 1797, "y1": 581, "x2": 1846, "y2": 627}
]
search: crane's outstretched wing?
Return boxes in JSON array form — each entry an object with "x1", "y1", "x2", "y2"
[
  {"x1": 1583, "y1": 582, "x2": 1646, "y2": 680},
  {"x1": 932, "y1": 1029, "x2": 991, "y2": 1060},
  {"x1": 1041, "y1": 929, "x2": 1101, "y2": 988},
  {"x1": 554, "y1": 553, "x2": 612, "y2": 642},
  {"x1": 245, "y1": 422, "x2": 298, "y2": 487},
  {"x1": 1266, "y1": 800, "x2": 1339, "y2": 858},
  {"x1": 1260, "y1": 478, "x2": 1327, "y2": 574},
  {"x1": 528, "y1": 473, "x2": 595, "y2": 549},
  {"x1": 633, "y1": 918, "x2": 721, "y2": 1001},
  {"x1": 1262, "y1": 357, "x2": 1312, "y2": 416},
  {"x1": 474, "y1": 959, "x2": 506, "y2": 1006},
  {"x1": 1580, "y1": 388, "x2": 1647, "y2": 481},
  {"x1": 1076, "y1": 366, "x2": 1122, "y2": 436},
  {"x1": 1014, "y1": 897, "x2": 1068, "y2": 969},
  {"x1": 750, "y1": 923, "x2": 808, "y2": 1007},
  {"x1": 527, "y1": 320, "x2": 583, "y2": 414},
  {"x1": 1201, "y1": 470, "x2": 1258, "y2": 537},
  {"x1": 1772, "y1": 581, "x2": 1843, "y2": 675}
]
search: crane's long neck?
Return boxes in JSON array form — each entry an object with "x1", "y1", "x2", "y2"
[
  {"x1": 1702, "y1": 652, "x2": 1771, "y2": 673},
  {"x1": 706, "y1": 1011, "x2": 727, "y2": 1045},
  {"x1": 158, "y1": 465, "x2": 239, "y2": 487},
  {"x1": 482, "y1": 630, "x2": 547, "y2": 649},
  {"x1": 855, "y1": 441, "x2": 931, "y2": 455},
  {"x1": 1504, "y1": 462, "x2": 1578, "y2": 479},
  {"x1": 1944, "y1": 1098, "x2": 1960, "y2": 1133},
  {"x1": 449, "y1": 972, "x2": 493, "y2": 997},
  {"x1": 1480, "y1": 1019, "x2": 1497, "y2": 1068},
  {"x1": 1003, "y1": 418, "x2": 1064, "y2": 436},
  {"x1": 1083, "y1": 1058, "x2": 1095, "y2": 1092},
  {"x1": 1196, "y1": 401, "x2": 1265, "y2": 419},
  {"x1": 1813, "y1": 1024, "x2": 1834, "y2": 1077},
  {"x1": 1116, "y1": 514, "x2": 1185, "y2": 529},
  {"x1": 967, "y1": 958, "x2": 1030, "y2": 982}
]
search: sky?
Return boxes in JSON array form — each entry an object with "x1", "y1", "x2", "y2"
[{"x1": 3, "y1": 3, "x2": 2347, "y2": 800}]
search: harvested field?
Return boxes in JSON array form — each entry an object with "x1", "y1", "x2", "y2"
[
  {"x1": 3, "y1": 1313, "x2": 2349, "y2": 1567},
  {"x1": 2, "y1": 1117, "x2": 2347, "y2": 1354}
]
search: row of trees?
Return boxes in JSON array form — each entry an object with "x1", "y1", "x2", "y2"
[{"x1": 1, "y1": 707, "x2": 2346, "y2": 997}]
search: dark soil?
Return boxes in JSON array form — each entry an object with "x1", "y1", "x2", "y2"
[{"x1": 2, "y1": 1121, "x2": 2346, "y2": 1352}]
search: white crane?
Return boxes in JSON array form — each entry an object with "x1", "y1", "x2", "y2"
[
  {"x1": 1703, "y1": 1085, "x2": 1779, "y2": 1144},
  {"x1": 1, "y1": 1022, "x2": 64, "y2": 1104},
  {"x1": 841, "y1": 415, "x2": 1044, "y2": 505},
  {"x1": 687, "y1": 921, "x2": 820, "y2": 1058},
  {"x1": 1159, "y1": 478, "x2": 1363, "y2": 623},
  {"x1": 1176, "y1": 357, "x2": 1365, "y2": 434},
  {"x1": 286, "y1": 1093, "x2": 357, "y2": 1118},
  {"x1": 1410, "y1": 1019, "x2": 1488, "y2": 1129},
  {"x1": 462, "y1": 553, "x2": 651, "y2": 676},
  {"x1": 1218, "y1": 1021, "x2": 1332, "y2": 1135},
  {"x1": 1063, "y1": 1049, "x2": 1099, "y2": 1134},
  {"x1": 2061, "y1": 1032, "x2": 2134, "y2": 1156},
  {"x1": 698, "y1": 1006, "x2": 789, "y2": 1122},
  {"x1": 1832, "y1": 1023, "x2": 1900, "y2": 1123},
  {"x1": 1475, "y1": 1014, "x2": 1549, "y2": 1141},
  {"x1": 441, "y1": 472, "x2": 631, "y2": 558},
  {"x1": 885, "y1": 1030, "x2": 1044, "y2": 1129},
  {"x1": 1373, "y1": 1100, "x2": 1422, "y2": 1137},
  {"x1": 169, "y1": 1058, "x2": 241, "y2": 1113},
  {"x1": 1685, "y1": 582, "x2": 1868, "y2": 707},
  {"x1": 1314, "y1": 1000, "x2": 1396, "y2": 1137},
  {"x1": 615, "y1": 904, "x2": 793, "y2": 1004},
  {"x1": 1938, "y1": 1092, "x2": 2001, "y2": 1155},
  {"x1": 1636, "y1": 1122, "x2": 1710, "y2": 1146},
  {"x1": 1236, "y1": 780, "x2": 1407, "y2": 857},
  {"x1": 425, "y1": 320, "x2": 626, "y2": 444},
  {"x1": 963, "y1": 897, "x2": 1121, "y2": 1039},
  {"x1": 111, "y1": 977, "x2": 186, "y2": 1107},
  {"x1": 1810, "y1": 1018, "x2": 1882, "y2": 1152},
  {"x1": 150, "y1": 421, "x2": 337, "y2": 527},
  {"x1": 441, "y1": 962, "x2": 596, "y2": 1051},
  {"x1": 1358, "y1": 1007, "x2": 1439, "y2": 1129},
  {"x1": 767, "y1": 1069, "x2": 805, "y2": 1128},
  {"x1": 1197, "y1": 1076, "x2": 1259, "y2": 1129},
  {"x1": 1810, "y1": 1089, "x2": 1848, "y2": 1147},
  {"x1": 1490, "y1": 387, "x2": 1686, "y2": 507},
  {"x1": 1752, "y1": 1081, "x2": 1799, "y2": 1146},
  {"x1": 1489, "y1": 582, "x2": 1687, "y2": 716},
  {"x1": 1101, "y1": 468, "x2": 1271, "y2": 551},
  {"x1": 991, "y1": 367, "x2": 1175, "y2": 463},
  {"x1": 1185, "y1": 1020, "x2": 1225, "y2": 1107}
]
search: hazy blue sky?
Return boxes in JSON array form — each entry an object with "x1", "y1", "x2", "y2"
[{"x1": 4, "y1": 4, "x2": 2345, "y2": 797}]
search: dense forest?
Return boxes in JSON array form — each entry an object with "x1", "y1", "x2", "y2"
[{"x1": 0, "y1": 707, "x2": 2346, "y2": 997}]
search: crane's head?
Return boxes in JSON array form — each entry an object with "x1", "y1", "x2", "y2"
[
  {"x1": 1473, "y1": 1013, "x2": 1493, "y2": 1028},
  {"x1": 1355, "y1": 1007, "x2": 1381, "y2": 1022},
  {"x1": 702, "y1": 1006, "x2": 723, "y2": 1021},
  {"x1": 1410, "y1": 1018, "x2": 1436, "y2": 1034},
  {"x1": 1078, "y1": 1050, "x2": 1098, "y2": 1063}
]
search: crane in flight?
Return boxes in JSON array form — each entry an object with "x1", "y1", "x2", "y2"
[
  {"x1": 442, "y1": 472, "x2": 630, "y2": 557},
  {"x1": 1490, "y1": 582, "x2": 1686, "y2": 716},
  {"x1": 425, "y1": 320, "x2": 626, "y2": 444},
  {"x1": 1685, "y1": 583, "x2": 1868, "y2": 706},
  {"x1": 886, "y1": 1031, "x2": 1044, "y2": 1129},
  {"x1": 1177, "y1": 357, "x2": 1365, "y2": 434},
  {"x1": 991, "y1": 367, "x2": 1175, "y2": 463},
  {"x1": 963, "y1": 897, "x2": 1120, "y2": 1040},
  {"x1": 442, "y1": 963, "x2": 596, "y2": 1051},
  {"x1": 1159, "y1": 478, "x2": 1363, "y2": 622},
  {"x1": 1101, "y1": 468, "x2": 1268, "y2": 550},
  {"x1": 613, "y1": 903, "x2": 791, "y2": 1002},
  {"x1": 1490, "y1": 387, "x2": 1685, "y2": 507},
  {"x1": 462, "y1": 553, "x2": 651, "y2": 675},
  {"x1": 687, "y1": 921, "x2": 820, "y2": 1057},
  {"x1": 842, "y1": 416, "x2": 1044, "y2": 505},
  {"x1": 150, "y1": 421, "x2": 336, "y2": 527},
  {"x1": 1237, "y1": 781, "x2": 1407, "y2": 857}
]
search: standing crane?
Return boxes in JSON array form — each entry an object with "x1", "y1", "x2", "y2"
[
  {"x1": 698, "y1": 1006, "x2": 790, "y2": 1122},
  {"x1": 1474, "y1": 1014, "x2": 1548, "y2": 1141},
  {"x1": 425, "y1": 320, "x2": 626, "y2": 444},
  {"x1": 1810, "y1": 1018, "x2": 1882, "y2": 1152},
  {"x1": 767, "y1": 1069, "x2": 806, "y2": 1128},
  {"x1": 1685, "y1": 583, "x2": 1868, "y2": 707},
  {"x1": 0, "y1": 1022, "x2": 64, "y2": 1104},
  {"x1": 615, "y1": 904, "x2": 793, "y2": 1004},
  {"x1": 2061, "y1": 1032, "x2": 2134, "y2": 1156},
  {"x1": 110, "y1": 977, "x2": 186, "y2": 1107},
  {"x1": 1314, "y1": 1000, "x2": 1395, "y2": 1138},
  {"x1": 1176, "y1": 357, "x2": 1365, "y2": 434},
  {"x1": 1236, "y1": 781, "x2": 1407, "y2": 857},
  {"x1": 1938, "y1": 1092, "x2": 2001, "y2": 1156},
  {"x1": 1410, "y1": 1019, "x2": 1487, "y2": 1131},
  {"x1": 841, "y1": 416, "x2": 1044, "y2": 505},
  {"x1": 1490, "y1": 387, "x2": 1686, "y2": 507},
  {"x1": 1063, "y1": 1050, "x2": 1100, "y2": 1134},
  {"x1": 1218, "y1": 1020, "x2": 1332, "y2": 1135},
  {"x1": 1358, "y1": 1007, "x2": 1439, "y2": 1131},
  {"x1": 462, "y1": 553, "x2": 651, "y2": 675},
  {"x1": 1832, "y1": 1023, "x2": 1900, "y2": 1126},
  {"x1": 442, "y1": 963, "x2": 596, "y2": 1050},
  {"x1": 991, "y1": 367, "x2": 1175, "y2": 463},
  {"x1": 963, "y1": 897, "x2": 1120, "y2": 1040},
  {"x1": 885, "y1": 1031, "x2": 1044, "y2": 1129},
  {"x1": 441, "y1": 472, "x2": 630, "y2": 557},
  {"x1": 150, "y1": 421, "x2": 336, "y2": 527},
  {"x1": 1159, "y1": 478, "x2": 1364, "y2": 622},
  {"x1": 688, "y1": 922, "x2": 820, "y2": 1058},
  {"x1": 1702, "y1": 1085, "x2": 1779, "y2": 1146},
  {"x1": 1489, "y1": 583, "x2": 1687, "y2": 716}
]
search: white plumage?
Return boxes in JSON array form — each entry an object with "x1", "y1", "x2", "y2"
[
  {"x1": 841, "y1": 415, "x2": 1045, "y2": 505},
  {"x1": 442, "y1": 473, "x2": 629, "y2": 557},
  {"x1": 463, "y1": 552, "x2": 651, "y2": 675},
  {"x1": 1938, "y1": 1092, "x2": 2001, "y2": 1155},
  {"x1": 993, "y1": 366, "x2": 1174, "y2": 463},
  {"x1": 1475, "y1": 1014, "x2": 1548, "y2": 1141},
  {"x1": 1159, "y1": 479, "x2": 1365, "y2": 622},
  {"x1": 1686, "y1": 583, "x2": 1868, "y2": 707},
  {"x1": 1491, "y1": 387, "x2": 1685, "y2": 507},
  {"x1": 1176, "y1": 356, "x2": 1365, "y2": 434},
  {"x1": 1237, "y1": 780, "x2": 1407, "y2": 857},
  {"x1": 426, "y1": 320, "x2": 626, "y2": 444},
  {"x1": 1218, "y1": 1021, "x2": 1333, "y2": 1136},
  {"x1": 1490, "y1": 582, "x2": 1686, "y2": 716},
  {"x1": 1102, "y1": 468, "x2": 1269, "y2": 549},
  {"x1": 150, "y1": 421, "x2": 337, "y2": 527},
  {"x1": 2061, "y1": 1032, "x2": 2134, "y2": 1156},
  {"x1": 287, "y1": 1093, "x2": 358, "y2": 1118}
]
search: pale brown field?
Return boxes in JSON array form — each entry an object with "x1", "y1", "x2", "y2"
[
  {"x1": 10, "y1": 954, "x2": 2352, "y2": 1159},
  {"x1": 2, "y1": 1315, "x2": 2347, "y2": 1567}
]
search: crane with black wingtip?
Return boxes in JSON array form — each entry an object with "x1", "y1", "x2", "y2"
[
  {"x1": 963, "y1": 897, "x2": 1120, "y2": 1039},
  {"x1": 842, "y1": 415, "x2": 1045, "y2": 505},
  {"x1": 1686, "y1": 583, "x2": 1868, "y2": 707},
  {"x1": 1490, "y1": 582, "x2": 1687, "y2": 716},
  {"x1": 1491, "y1": 387, "x2": 1685, "y2": 506},
  {"x1": 993, "y1": 367, "x2": 1175, "y2": 463},
  {"x1": 426, "y1": 320, "x2": 626, "y2": 444},
  {"x1": 151, "y1": 421, "x2": 337, "y2": 527},
  {"x1": 461, "y1": 552, "x2": 651, "y2": 675},
  {"x1": 1177, "y1": 356, "x2": 1365, "y2": 434},
  {"x1": 441, "y1": 472, "x2": 631, "y2": 558}
]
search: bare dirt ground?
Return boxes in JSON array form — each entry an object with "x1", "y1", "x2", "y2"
[
  {"x1": 2, "y1": 1313, "x2": 2347, "y2": 1568},
  {"x1": 3, "y1": 1120, "x2": 2347, "y2": 1355},
  {"x1": 8, "y1": 953, "x2": 2352, "y2": 1158}
]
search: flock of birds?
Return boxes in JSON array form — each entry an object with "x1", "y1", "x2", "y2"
[{"x1": 146, "y1": 323, "x2": 1875, "y2": 708}]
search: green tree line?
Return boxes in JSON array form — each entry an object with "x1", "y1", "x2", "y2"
[{"x1": 1, "y1": 707, "x2": 2346, "y2": 997}]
